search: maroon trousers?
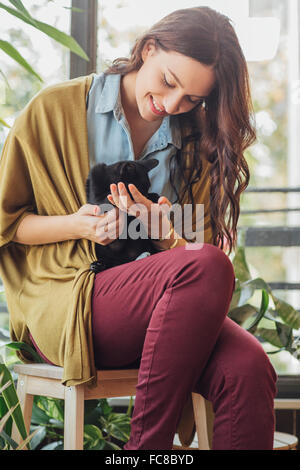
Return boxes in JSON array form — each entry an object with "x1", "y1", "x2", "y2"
[{"x1": 91, "y1": 243, "x2": 277, "y2": 450}]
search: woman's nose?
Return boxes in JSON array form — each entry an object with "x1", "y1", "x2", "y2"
[{"x1": 163, "y1": 92, "x2": 183, "y2": 115}]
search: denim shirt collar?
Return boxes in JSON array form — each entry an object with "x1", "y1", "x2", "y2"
[{"x1": 95, "y1": 73, "x2": 182, "y2": 149}]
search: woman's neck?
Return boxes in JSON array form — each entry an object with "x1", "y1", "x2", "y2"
[
  {"x1": 120, "y1": 71, "x2": 164, "y2": 159},
  {"x1": 120, "y1": 72, "x2": 162, "y2": 131},
  {"x1": 120, "y1": 72, "x2": 140, "y2": 123}
]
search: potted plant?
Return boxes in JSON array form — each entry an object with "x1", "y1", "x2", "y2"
[{"x1": 228, "y1": 230, "x2": 300, "y2": 361}]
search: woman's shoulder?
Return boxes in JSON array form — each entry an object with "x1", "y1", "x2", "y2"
[
  {"x1": 12, "y1": 74, "x2": 95, "y2": 135},
  {"x1": 30, "y1": 74, "x2": 95, "y2": 109}
]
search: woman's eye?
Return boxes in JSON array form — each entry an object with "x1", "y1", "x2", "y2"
[
  {"x1": 188, "y1": 97, "x2": 203, "y2": 105},
  {"x1": 162, "y1": 75, "x2": 174, "y2": 88}
]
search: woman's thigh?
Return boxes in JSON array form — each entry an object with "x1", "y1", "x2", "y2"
[{"x1": 91, "y1": 243, "x2": 235, "y2": 368}]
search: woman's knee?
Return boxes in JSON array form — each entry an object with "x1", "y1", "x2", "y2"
[
  {"x1": 168, "y1": 244, "x2": 236, "y2": 329},
  {"x1": 182, "y1": 243, "x2": 236, "y2": 302},
  {"x1": 174, "y1": 243, "x2": 235, "y2": 284},
  {"x1": 197, "y1": 319, "x2": 277, "y2": 402},
  {"x1": 222, "y1": 322, "x2": 277, "y2": 395}
]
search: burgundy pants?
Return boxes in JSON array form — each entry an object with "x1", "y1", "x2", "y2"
[{"x1": 91, "y1": 243, "x2": 277, "y2": 450}]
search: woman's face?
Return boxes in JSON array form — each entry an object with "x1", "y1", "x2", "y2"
[{"x1": 134, "y1": 40, "x2": 216, "y2": 122}]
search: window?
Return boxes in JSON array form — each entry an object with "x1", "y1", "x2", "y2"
[{"x1": 0, "y1": 0, "x2": 71, "y2": 148}]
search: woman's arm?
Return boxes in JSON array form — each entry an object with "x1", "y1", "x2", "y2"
[
  {"x1": 12, "y1": 213, "x2": 78, "y2": 244},
  {"x1": 12, "y1": 205, "x2": 124, "y2": 246}
]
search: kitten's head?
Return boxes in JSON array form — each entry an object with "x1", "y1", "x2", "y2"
[{"x1": 86, "y1": 158, "x2": 159, "y2": 208}]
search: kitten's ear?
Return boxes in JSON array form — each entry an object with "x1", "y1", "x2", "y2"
[{"x1": 140, "y1": 158, "x2": 159, "y2": 172}]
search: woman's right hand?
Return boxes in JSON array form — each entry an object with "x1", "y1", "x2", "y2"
[{"x1": 70, "y1": 204, "x2": 125, "y2": 246}]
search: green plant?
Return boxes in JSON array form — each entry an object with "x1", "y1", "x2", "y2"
[
  {"x1": 228, "y1": 231, "x2": 300, "y2": 360},
  {"x1": 28, "y1": 395, "x2": 132, "y2": 450},
  {"x1": 0, "y1": 0, "x2": 89, "y2": 127},
  {"x1": 0, "y1": 340, "x2": 133, "y2": 450},
  {"x1": 0, "y1": 363, "x2": 38, "y2": 449}
]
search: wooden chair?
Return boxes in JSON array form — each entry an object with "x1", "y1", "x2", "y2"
[{"x1": 11, "y1": 363, "x2": 210, "y2": 450}]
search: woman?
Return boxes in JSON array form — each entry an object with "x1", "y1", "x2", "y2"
[{"x1": 0, "y1": 7, "x2": 276, "y2": 450}]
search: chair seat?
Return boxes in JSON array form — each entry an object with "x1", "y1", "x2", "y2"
[
  {"x1": 12, "y1": 363, "x2": 210, "y2": 450},
  {"x1": 13, "y1": 363, "x2": 139, "y2": 381}
]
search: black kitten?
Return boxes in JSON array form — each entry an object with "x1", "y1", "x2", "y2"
[{"x1": 86, "y1": 158, "x2": 162, "y2": 273}]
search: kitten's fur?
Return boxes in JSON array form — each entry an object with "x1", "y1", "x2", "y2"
[{"x1": 86, "y1": 158, "x2": 162, "y2": 273}]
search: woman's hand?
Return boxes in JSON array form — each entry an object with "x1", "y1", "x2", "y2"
[
  {"x1": 70, "y1": 203, "x2": 126, "y2": 246},
  {"x1": 107, "y1": 182, "x2": 173, "y2": 240}
]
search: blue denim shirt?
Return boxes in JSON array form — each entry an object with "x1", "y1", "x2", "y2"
[{"x1": 86, "y1": 73, "x2": 182, "y2": 205}]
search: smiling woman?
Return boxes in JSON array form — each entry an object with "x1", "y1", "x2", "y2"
[
  {"x1": 0, "y1": 6, "x2": 277, "y2": 451},
  {"x1": 106, "y1": 7, "x2": 255, "y2": 253},
  {"x1": 121, "y1": 43, "x2": 215, "y2": 120}
]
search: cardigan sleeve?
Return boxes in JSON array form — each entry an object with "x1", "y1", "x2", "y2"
[{"x1": 0, "y1": 128, "x2": 36, "y2": 247}]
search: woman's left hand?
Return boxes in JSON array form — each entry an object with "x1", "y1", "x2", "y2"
[{"x1": 107, "y1": 182, "x2": 173, "y2": 239}]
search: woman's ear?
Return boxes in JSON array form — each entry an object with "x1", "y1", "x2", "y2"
[{"x1": 141, "y1": 39, "x2": 157, "y2": 62}]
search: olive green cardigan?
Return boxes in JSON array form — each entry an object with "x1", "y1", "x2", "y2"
[{"x1": 0, "y1": 75, "x2": 213, "y2": 388}]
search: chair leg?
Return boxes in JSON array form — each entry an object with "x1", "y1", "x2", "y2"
[
  {"x1": 192, "y1": 392, "x2": 210, "y2": 450},
  {"x1": 11, "y1": 374, "x2": 34, "y2": 449},
  {"x1": 64, "y1": 385, "x2": 85, "y2": 450}
]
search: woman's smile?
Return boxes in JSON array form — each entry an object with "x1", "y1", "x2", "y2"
[{"x1": 149, "y1": 95, "x2": 167, "y2": 116}]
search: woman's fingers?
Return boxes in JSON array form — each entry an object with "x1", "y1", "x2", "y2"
[
  {"x1": 108, "y1": 183, "x2": 152, "y2": 215},
  {"x1": 77, "y1": 203, "x2": 102, "y2": 216},
  {"x1": 105, "y1": 184, "x2": 174, "y2": 239},
  {"x1": 95, "y1": 207, "x2": 125, "y2": 240},
  {"x1": 109, "y1": 183, "x2": 133, "y2": 213}
]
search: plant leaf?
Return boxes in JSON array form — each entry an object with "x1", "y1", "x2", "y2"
[
  {"x1": 0, "y1": 364, "x2": 28, "y2": 445},
  {"x1": 256, "y1": 327, "x2": 285, "y2": 348},
  {"x1": 16, "y1": 426, "x2": 39, "y2": 450},
  {"x1": 228, "y1": 279, "x2": 241, "y2": 310},
  {"x1": 26, "y1": 425, "x2": 46, "y2": 450},
  {"x1": 31, "y1": 402, "x2": 50, "y2": 425},
  {"x1": 232, "y1": 245, "x2": 252, "y2": 282},
  {"x1": 126, "y1": 396, "x2": 133, "y2": 417},
  {"x1": 247, "y1": 289, "x2": 269, "y2": 334},
  {"x1": 0, "y1": 428, "x2": 18, "y2": 449},
  {"x1": 0, "y1": 2, "x2": 89, "y2": 60},
  {"x1": 0, "y1": 402, "x2": 19, "y2": 433},
  {"x1": 84, "y1": 424, "x2": 104, "y2": 450},
  {"x1": 8, "y1": 0, "x2": 31, "y2": 18},
  {"x1": 0, "y1": 117, "x2": 10, "y2": 128},
  {"x1": 0, "y1": 2, "x2": 37, "y2": 26},
  {"x1": 0, "y1": 40, "x2": 42, "y2": 81},
  {"x1": 63, "y1": 6, "x2": 84, "y2": 13},
  {"x1": 228, "y1": 303, "x2": 258, "y2": 326},
  {"x1": 242, "y1": 277, "x2": 272, "y2": 293},
  {"x1": 99, "y1": 398, "x2": 113, "y2": 418},
  {"x1": 104, "y1": 439, "x2": 122, "y2": 450},
  {"x1": 275, "y1": 322, "x2": 294, "y2": 349},
  {"x1": 270, "y1": 295, "x2": 300, "y2": 329},
  {"x1": 40, "y1": 439, "x2": 63, "y2": 450},
  {"x1": 0, "y1": 327, "x2": 10, "y2": 341},
  {"x1": 31, "y1": 20, "x2": 89, "y2": 61},
  {"x1": 237, "y1": 283, "x2": 255, "y2": 307},
  {"x1": 5, "y1": 341, "x2": 44, "y2": 363},
  {"x1": 105, "y1": 413, "x2": 131, "y2": 442}
]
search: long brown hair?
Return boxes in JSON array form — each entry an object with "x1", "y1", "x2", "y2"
[{"x1": 105, "y1": 7, "x2": 256, "y2": 254}]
